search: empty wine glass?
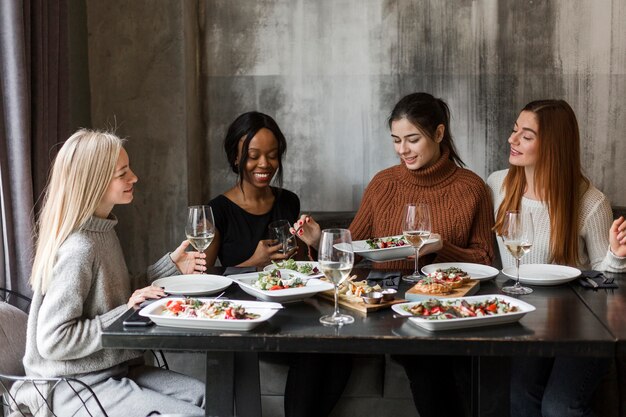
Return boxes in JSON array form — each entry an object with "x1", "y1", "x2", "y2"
[
  {"x1": 501, "y1": 211, "x2": 534, "y2": 295},
  {"x1": 268, "y1": 219, "x2": 296, "y2": 255},
  {"x1": 185, "y1": 206, "x2": 216, "y2": 259},
  {"x1": 319, "y1": 229, "x2": 354, "y2": 326},
  {"x1": 401, "y1": 203, "x2": 432, "y2": 283}
]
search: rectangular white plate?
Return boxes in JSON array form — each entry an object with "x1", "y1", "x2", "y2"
[
  {"x1": 139, "y1": 297, "x2": 281, "y2": 331},
  {"x1": 262, "y1": 261, "x2": 324, "y2": 278},
  {"x1": 229, "y1": 272, "x2": 335, "y2": 302},
  {"x1": 421, "y1": 263, "x2": 500, "y2": 281},
  {"x1": 352, "y1": 235, "x2": 439, "y2": 262},
  {"x1": 392, "y1": 294, "x2": 536, "y2": 331}
]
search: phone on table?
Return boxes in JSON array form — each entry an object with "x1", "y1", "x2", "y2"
[{"x1": 123, "y1": 308, "x2": 153, "y2": 327}]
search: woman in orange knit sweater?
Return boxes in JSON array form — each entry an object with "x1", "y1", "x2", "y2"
[{"x1": 293, "y1": 92, "x2": 494, "y2": 417}]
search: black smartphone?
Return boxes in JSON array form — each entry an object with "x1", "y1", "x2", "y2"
[{"x1": 123, "y1": 308, "x2": 153, "y2": 327}]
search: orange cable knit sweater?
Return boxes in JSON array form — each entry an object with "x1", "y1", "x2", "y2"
[{"x1": 349, "y1": 148, "x2": 495, "y2": 270}]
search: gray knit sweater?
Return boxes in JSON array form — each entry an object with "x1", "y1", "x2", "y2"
[{"x1": 23, "y1": 215, "x2": 179, "y2": 377}]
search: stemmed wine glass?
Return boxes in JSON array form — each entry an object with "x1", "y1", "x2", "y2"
[
  {"x1": 319, "y1": 229, "x2": 355, "y2": 326},
  {"x1": 185, "y1": 206, "x2": 216, "y2": 268},
  {"x1": 401, "y1": 203, "x2": 432, "y2": 283},
  {"x1": 501, "y1": 211, "x2": 534, "y2": 295}
]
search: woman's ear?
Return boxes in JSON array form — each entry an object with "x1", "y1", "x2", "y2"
[{"x1": 435, "y1": 124, "x2": 445, "y2": 143}]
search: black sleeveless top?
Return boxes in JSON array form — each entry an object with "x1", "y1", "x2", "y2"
[{"x1": 209, "y1": 188, "x2": 300, "y2": 266}]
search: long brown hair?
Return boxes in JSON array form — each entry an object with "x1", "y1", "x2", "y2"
[{"x1": 494, "y1": 100, "x2": 589, "y2": 266}]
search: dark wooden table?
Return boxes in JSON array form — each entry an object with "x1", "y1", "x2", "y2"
[{"x1": 102, "y1": 268, "x2": 623, "y2": 416}]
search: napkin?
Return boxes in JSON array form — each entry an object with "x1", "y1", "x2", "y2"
[
  {"x1": 367, "y1": 270, "x2": 401, "y2": 289},
  {"x1": 577, "y1": 270, "x2": 619, "y2": 289},
  {"x1": 223, "y1": 266, "x2": 257, "y2": 276}
]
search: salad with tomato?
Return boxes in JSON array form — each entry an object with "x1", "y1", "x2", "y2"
[
  {"x1": 163, "y1": 298, "x2": 260, "y2": 320},
  {"x1": 365, "y1": 236, "x2": 409, "y2": 249},
  {"x1": 403, "y1": 298, "x2": 519, "y2": 320},
  {"x1": 254, "y1": 269, "x2": 304, "y2": 291}
]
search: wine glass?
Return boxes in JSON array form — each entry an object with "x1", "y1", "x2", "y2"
[
  {"x1": 401, "y1": 203, "x2": 432, "y2": 283},
  {"x1": 268, "y1": 219, "x2": 296, "y2": 254},
  {"x1": 501, "y1": 211, "x2": 534, "y2": 295},
  {"x1": 185, "y1": 206, "x2": 216, "y2": 260},
  {"x1": 319, "y1": 229, "x2": 355, "y2": 326}
]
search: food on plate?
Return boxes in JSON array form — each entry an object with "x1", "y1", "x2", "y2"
[
  {"x1": 163, "y1": 298, "x2": 260, "y2": 320},
  {"x1": 365, "y1": 236, "x2": 409, "y2": 249},
  {"x1": 271, "y1": 259, "x2": 320, "y2": 275},
  {"x1": 403, "y1": 298, "x2": 519, "y2": 320},
  {"x1": 321, "y1": 276, "x2": 383, "y2": 303},
  {"x1": 413, "y1": 277, "x2": 453, "y2": 294},
  {"x1": 254, "y1": 269, "x2": 304, "y2": 291},
  {"x1": 426, "y1": 267, "x2": 471, "y2": 288}
]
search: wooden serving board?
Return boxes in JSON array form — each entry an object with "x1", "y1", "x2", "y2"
[
  {"x1": 317, "y1": 291, "x2": 407, "y2": 314},
  {"x1": 404, "y1": 279, "x2": 480, "y2": 302}
]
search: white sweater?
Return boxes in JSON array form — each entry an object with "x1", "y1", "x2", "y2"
[{"x1": 487, "y1": 170, "x2": 625, "y2": 272}]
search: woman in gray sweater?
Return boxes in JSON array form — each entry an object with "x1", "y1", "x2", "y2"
[{"x1": 21, "y1": 129, "x2": 207, "y2": 416}]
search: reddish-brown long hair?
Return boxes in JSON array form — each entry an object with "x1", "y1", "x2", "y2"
[{"x1": 494, "y1": 100, "x2": 589, "y2": 266}]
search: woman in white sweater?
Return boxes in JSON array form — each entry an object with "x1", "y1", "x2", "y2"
[
  {"x1": 487, "y1": 99, "x2": 626, "y2": 417},
  {"x1": 21, "y1": 129, "x2": 207, "y2": 415}
]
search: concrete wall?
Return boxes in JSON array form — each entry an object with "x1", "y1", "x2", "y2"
[{"x1": 83, "y1": 0, "x2": 626, "y2": 266}]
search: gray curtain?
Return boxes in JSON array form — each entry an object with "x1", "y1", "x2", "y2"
[{"x1": 0, "y1": 0, "x2": 69, "y2": 296}]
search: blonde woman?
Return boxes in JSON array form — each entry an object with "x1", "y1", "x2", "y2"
[
  {"x1": 488, "y1": 99, "x2": 626, "y2": 417},
  {"x1": 21, "y1": 129, "x2": 207, "y2": 415}
]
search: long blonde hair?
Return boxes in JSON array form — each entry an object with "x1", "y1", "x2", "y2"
[
  {"x1": 494, "y1": 100, "x2": 589, "y2": 266},
  {"x1": 30, "y1": 129, "x2": 124, "y2": 294}
]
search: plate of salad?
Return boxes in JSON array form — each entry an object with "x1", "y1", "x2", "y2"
[
  {"x1": 391, "y1": 294, "x2": 535, "y2": 331},
  {"x1": 352, "y1": 235, "x2": 439, "y2": 262},
  {"x1": 139, "y1": 297, "x2": 282, "y2": 331},
  {"x1": 263, "y1": 259, "x2": 323, "y2": 278},
  {"x1": 229, "y1": 269, "x2": 334, "y2": 303}
]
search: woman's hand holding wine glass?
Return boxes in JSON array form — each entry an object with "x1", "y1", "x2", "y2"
[
  {"x1": 184, "y1": 205, "x2": 215, "y2": 274},
  {"x1": 501, "y1": 211, "x2": 534, "y2": 295}
]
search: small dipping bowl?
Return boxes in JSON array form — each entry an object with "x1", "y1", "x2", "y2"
[
  {"x1": 362, "y1": 291, "x2": 383, "y2": 305},
  {"x1": 381, "y1": 288, "x2": 397, "y2": 302}
]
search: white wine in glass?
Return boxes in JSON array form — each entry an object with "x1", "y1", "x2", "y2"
[
  {"x1": 501, "y1": 211, "x2": 534, "y2": 295},
  {"x1": 319, "y1": 229, "x2": 355, "y2": 326},
  {"x1": 402, "y1": 203, "x2": 432, "y2": 283},
  {"x1": 186, "y1": 206, "x2": 216, "y2": 253}
]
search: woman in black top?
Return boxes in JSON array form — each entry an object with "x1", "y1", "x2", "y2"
[
  {"x1": 206, "y1": 112, "x2": 350, "y2": 417},
  {"x1": 207, "y1": 112, "x2": 299, "y2": 267}
]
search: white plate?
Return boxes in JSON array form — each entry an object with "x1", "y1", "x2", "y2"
[
  {"x1": 352, "y1": 235, "x2": 439, "y2": 262},
  {"x1": 392, "y1": 294, "x2": 535, "y2": 331},
  {"x1": 262, "y1": 261, "x2": 323, "y2": 278},
  {"x1": 139, "y1": 297, "x2": 281, "y2": 331},
  {"x1": 152, "y1": 274, "x2": 232, "y2": 296},
  {"x1": 229, "y1": 272, "x2": 334, "y2": 303},
  {"x1": 502, "y1": 264, "x2": 581, "y2": 286},
  {"x1": 421, "y1": 263, "x2": 500, "y2": 281}
]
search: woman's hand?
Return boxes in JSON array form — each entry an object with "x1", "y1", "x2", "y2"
[
  {"x1": 290, "y1": 215, "x2": 321, "y2": 249},
  {"x1": 609, "y1": 216, "x2": 626, "y2": 257},
  {"x1": 127, "y1": 285, "x2": 166, "y2": 309},
  {"x1": 170, "y1": 240, "x2": 207, "y2": 274},
  {"x1": 246, "y1": 239, "x2": 298, "y2": 267}
]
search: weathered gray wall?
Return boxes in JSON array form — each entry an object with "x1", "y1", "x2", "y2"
[
  {"x1": 204, "y1": 0, "x2": 626, "y2": 211},
  {"x1": 84, "y1": 0, "x2": 626, "y2": 272}
]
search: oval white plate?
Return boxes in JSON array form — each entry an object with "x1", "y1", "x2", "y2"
[
  {"x1": 152, "y1": 274, "x2": 232, "y2": 296},
  {"x1": 421, "y1": 263, "x2": 500, "y2": 281},
  {"x1": 139, "y1": 297, "x2": 281, "y2": 331},
  {"x1": 501, "y1": 264, "x2": 581, "y2": 286},
  {"x1": 352, "y1": 235, "x2": 439, "y2": 262}
]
